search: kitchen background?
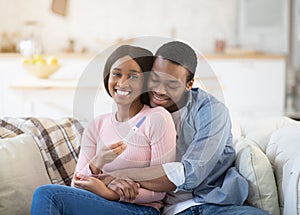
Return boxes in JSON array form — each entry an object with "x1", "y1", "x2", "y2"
[
  {"x1": 0, "y1": 0, "x2": 241, "y2": 54},
  {"x1": 0, "y1": 0, "x2": 299, "y2": 120}
]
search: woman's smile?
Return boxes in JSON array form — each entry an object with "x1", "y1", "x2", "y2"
[{"x1": 115, "y1": 89, "x2": 130, "y2": 96}]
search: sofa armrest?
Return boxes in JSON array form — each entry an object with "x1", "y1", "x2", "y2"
[
  {"x1": 266, "y1": 125, "x2": 300, "y2": 214},
  {"x1": 283, "y1": 154, "x2": 300, "y2": 215}
]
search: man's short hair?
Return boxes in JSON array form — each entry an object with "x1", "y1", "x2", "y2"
[{"x1": 155, "y1": 41, "x2": 197, "y2": 82}]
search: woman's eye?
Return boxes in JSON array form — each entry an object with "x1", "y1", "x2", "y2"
[
  {"x1": 150, "y1": 77, "x2": 159, "y2": 83},
  {"x1": 111, "y1": 72, "x2": 121, "y2": 77},
  {"x1": 129, "y1": 74, "x2": 140, "y2": 80}
]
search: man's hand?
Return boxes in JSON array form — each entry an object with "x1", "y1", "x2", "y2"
[
  {"x1": 73, "y1": 173, "x2": 119, "y2": 201},
  {"x1": 97, "y1": 173, "x2": 115, "y2": 185},
  {"x1": 107, "y1": 178, "x2": 140, "y2": 202}
]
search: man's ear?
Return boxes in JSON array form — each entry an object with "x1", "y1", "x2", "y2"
[{"x1": 186, "y1": 79, "x2": 194, "y2": 91}]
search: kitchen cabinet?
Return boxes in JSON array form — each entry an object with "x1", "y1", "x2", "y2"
[
  {"x1": 9, "y1": 79, "x2": 79, "y2": 118},
  {"x1": 5, "y1": 54, "x2": 113, "y2": 120},
  {"x1": 196, "y1": 54, "x2": 286, "y2": 118},
  {"x1": 9, "y1": 78, "x2": 113, "y2": 120}
]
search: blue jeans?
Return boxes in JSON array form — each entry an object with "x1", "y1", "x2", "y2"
[
  {"x1": 176, "y1": 204, "x2": 270, "y2": 215},
  {"x1": 31, "y1": 184, "x2": 159, "y2": 215}
]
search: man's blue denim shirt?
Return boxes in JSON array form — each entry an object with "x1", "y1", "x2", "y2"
[{"x1": 171, "y1": 88, "x2": 248, "y2": 205}]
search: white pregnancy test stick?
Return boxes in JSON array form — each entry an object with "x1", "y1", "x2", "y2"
[{"x1": 123, "y1": 116, "x2": 146, "y2": 144}]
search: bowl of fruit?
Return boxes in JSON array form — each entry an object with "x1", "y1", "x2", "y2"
[{"x1": 22, "y1": 55, "x2": 61, "y2": 79}]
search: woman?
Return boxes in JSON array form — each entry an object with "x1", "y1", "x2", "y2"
[{"x1": 31, "y1": 45, "x2": 176, "y2": 215}]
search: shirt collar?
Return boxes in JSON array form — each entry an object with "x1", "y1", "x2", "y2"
[{"x1": 185, "y1": 90, "x2": 193, "y2": 109}]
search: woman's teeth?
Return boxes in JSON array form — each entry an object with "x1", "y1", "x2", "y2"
[{"x1": 116, "y1": 90, "x2": 129, "y2": 96}]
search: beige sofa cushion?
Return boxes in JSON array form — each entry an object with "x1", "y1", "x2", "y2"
[
  {"x1": 0, "y1": 134, "x2": 51, "y2": 215},
  {"x1": 235, "y1": 138, "x2": 280, "y2": 215}
]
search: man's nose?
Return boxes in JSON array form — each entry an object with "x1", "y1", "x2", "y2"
[{"x1": 154, "y1": 84, "x2": 167, "y2": 95}]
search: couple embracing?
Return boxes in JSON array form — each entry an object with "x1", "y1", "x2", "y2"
[{"x1": 31, "y1": 41, "x2": 269, "y2": 215}]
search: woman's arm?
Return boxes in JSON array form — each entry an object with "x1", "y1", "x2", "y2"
[
  {"x1": 72, "y1": 117, "x2": 127, "y2": 182},
  {"x1": 73, "y1": 173, "x2": 120, "y2": 201},
  {"x1": 71, "y1": 120, "x2": 98, "y2": 186}
]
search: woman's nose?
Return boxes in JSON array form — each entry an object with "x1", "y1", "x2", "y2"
[{"x1": 117, "y1": 76, "x2": 129, "y2": 87}]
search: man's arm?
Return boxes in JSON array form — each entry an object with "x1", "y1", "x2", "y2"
[
  {"x1": 139, "y1": 174, "x2": 176, "y2": 192},
  {"x1": 109, "y1": 164, "x2": 176, "y2": 192}
]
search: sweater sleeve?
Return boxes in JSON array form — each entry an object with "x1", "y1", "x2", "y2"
[
  {"x1": 71, "y1": 119, "x2": 97, "y2": 186},
  {"x1": 126, "y1": 107, "x2": 177, "y2": 204}
]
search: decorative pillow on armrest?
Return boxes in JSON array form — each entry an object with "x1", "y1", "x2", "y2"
[
  {"x1": 235, "y1": 138, "x2": 280, "y2": 215},
  {"x1": 0, "y1": 119, "x2": 24, "y2": 138},
  {"x1": 0, "y1": 117, "x2": 84, "y2": 186}
]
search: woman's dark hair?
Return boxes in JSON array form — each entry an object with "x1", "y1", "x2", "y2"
[{"x1": 103, "y1": 45, "x2": 154, "y2": 104}]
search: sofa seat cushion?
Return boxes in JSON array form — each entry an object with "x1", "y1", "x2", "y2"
[
  {"x1": 0, "y1": 134, "x2": 52, "y2": 215},
  {"x1": 235, "y1": 138, "x2": 280, "y2": 215}
]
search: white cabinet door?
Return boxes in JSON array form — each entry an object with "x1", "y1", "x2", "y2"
[{"x1": 196, "y1": 58, "x2": 286, "y2": 118}]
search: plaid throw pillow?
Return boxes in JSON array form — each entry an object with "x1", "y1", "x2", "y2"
[
  {"x1": 0, "y1": 119, "x2": 24, "y2": 138},
  {"x1": 0, "y1": 117, "x2": 85, "y2": 186}
]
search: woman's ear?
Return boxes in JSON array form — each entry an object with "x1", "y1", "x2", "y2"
[{"x1": 186, "y1": 78, "x2": 194, "y2": 91}]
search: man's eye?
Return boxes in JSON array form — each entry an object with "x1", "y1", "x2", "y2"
[{"x1": 168, "y1": 85, "x2": 180, "y2": 89}]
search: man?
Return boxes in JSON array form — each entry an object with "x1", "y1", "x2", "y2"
[{"x1": 106, "y1": 41, "x2": 269, "y2": 215}]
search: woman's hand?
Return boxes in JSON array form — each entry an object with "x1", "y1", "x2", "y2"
[
  {"x1": 73, "y1": 172, "x2": 120, "y2": 201},
  {"x1": 89, "y1": 141, "x2": 127, "y2": 174}
]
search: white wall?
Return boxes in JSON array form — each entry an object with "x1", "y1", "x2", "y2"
[{"x1": 0, "y1": 0, "x2": 238, "y2": 54}]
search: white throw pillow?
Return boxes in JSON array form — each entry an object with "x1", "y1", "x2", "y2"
[
  {"x1": 235, "y1": 138, "x2": 280, "y2": 215},
  {"x1": 0, "y1": 134, "x2": 51, "y2": 215}
]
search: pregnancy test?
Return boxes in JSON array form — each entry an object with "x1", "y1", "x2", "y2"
[{"x1": 123, "y1": 116, "x2": 146, "y2": 144}]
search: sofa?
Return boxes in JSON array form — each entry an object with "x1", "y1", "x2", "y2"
[{"x1": 0, "y1": 116, "x2": 299, "y2": 215}]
